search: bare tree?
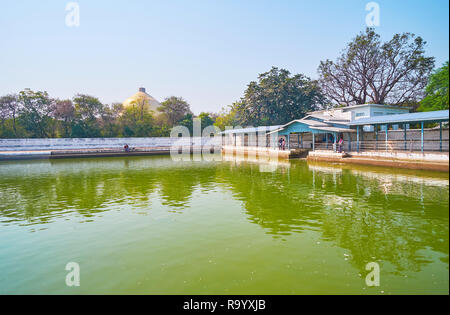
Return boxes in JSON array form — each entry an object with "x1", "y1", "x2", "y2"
[
  {"x1": 318, "y1": 28, "x2": 435, "y2": 106},
  {"x1": 158, "y1": 96, "x2": 192, "y2": 126},
  {"x1": 52, "y1": 99, "x2": 75, "y2": 137}
]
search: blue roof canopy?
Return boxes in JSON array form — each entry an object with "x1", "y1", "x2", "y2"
[
  {"x1": 220, "y1": 125, "x2": 282, "y2": 135},
  {"x1": 348, "y1": 110, "x2": 449, "y2": 126}
]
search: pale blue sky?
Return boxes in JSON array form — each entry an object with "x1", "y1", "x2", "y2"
[{"x1": 0, "y1": 0, "x2": 448, "y2": 114}]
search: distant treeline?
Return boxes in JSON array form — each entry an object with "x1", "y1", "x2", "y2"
[
  {"x1": 1, "y1": 29, "x2": 448, "y2": 139},
  {"x1": 0, "y1": 90, "x2": 216, "y2": 139}
]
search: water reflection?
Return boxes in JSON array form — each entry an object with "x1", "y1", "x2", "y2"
[{"x1": 0, "y1": 156, "x2": 448, "y2": 275}]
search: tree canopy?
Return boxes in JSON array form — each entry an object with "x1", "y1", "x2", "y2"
[
  {"x1": 214, "y1": 103, "x2": 241, "y2": 130},
  {"x1": 158, "y1": 96, "x2": 193, "y2": 127},
  {"x1": 0, "y1": 94, "x2": 20, "y2": 137},
  {"x1": 232, "y1": 67, "x2": 325, "y2": 126},
  {"x1": 318, "y1": 28, "x2": 435, "y2": 106},
  {"x1": 419, "y1": 61, "x2": 449, "y2": 111},
  {"x1": 17, "y1": 89, "x2": 55, "y2": 138}
]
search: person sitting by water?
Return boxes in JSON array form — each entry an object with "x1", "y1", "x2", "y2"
[
  {"x1": 278, "y1": 138, "x2": 283, "y2": 150},
  {"x1": 124, "y1": 144, "x2": 130, "y2": 152}
]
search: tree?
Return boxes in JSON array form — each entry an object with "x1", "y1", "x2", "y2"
[
  {"x1": 197, "y1": 112, "x2": 215, "y2": 127},
  {"x1": 98, "y1": 103, "x2": 122, "y2": 137},
  {"x1": 236, "y1": 67, "x2": 325, "y2": 126},
  {"x1": 419, "y1": 61, "x2": 449, "y2": 111},
  {"x1": 119, "y1": 106, "x2": 154, "y2": 137},
  {"x1": 52, "y1": 99, "x2": 75, "y2": 137},
  {"x1": 158, "y1": 96, "x2": 192, "y2": 126},
  {"x1": 178, "y1": 113, "x2": 194, "y2": 135},
  {"x1": 214, "y1": 103, "x2": 241, "y2": 130},
  {"x1": 73, "y1": 94, "x2": 103, "y2": 120},
  {"x1": 318, "y1": 28, "x2": 435, "y2": 106},
  {"x1": 0, "y1": 94, "x2": 20, "y2": 137},
  {"x1": 72, "y1": 94, "x2": 104, "y2": 137},
  {"x1": 128, "y1": 96, "x2": 150, "y2": 120},
  {"x1": 18, "y1": 89, "x2": 55, "y2": 138}
]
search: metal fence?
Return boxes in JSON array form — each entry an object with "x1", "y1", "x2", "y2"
[{"x1": 354, "y1": 139, "x2": 449, "y2": 152}]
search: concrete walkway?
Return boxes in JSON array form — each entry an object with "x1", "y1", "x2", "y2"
[
  {"x1": 0, "y1": 147, "x2": 172, "y2": 160},
  {"x1": 307, "y1": 150, "x2": 449, "y2": 172}
]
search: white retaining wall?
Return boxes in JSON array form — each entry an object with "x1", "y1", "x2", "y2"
[
  {"x1": 348, "y1": 150, "x2": 449, "y2": 162},
  {"x1": 0, "y1": 137, "x2": 221, "y2": 152}
]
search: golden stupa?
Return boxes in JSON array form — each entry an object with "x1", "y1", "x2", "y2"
[{"x1": 123, "y1": 87, "x2": 162, "y2": 114}]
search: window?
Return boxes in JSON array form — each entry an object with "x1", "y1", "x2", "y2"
[
  {"x1": 355, "y1": 112, "x2": 366, "y2": 117},
  {"x1": 373, "y1": 111, "x2": 384, "y2": 116}
]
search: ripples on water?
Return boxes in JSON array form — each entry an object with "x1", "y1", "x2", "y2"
[{"x1": 0, "y1": 156, "x2": 448, "y2": 294}]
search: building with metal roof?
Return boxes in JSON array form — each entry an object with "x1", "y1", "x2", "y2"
[
  {"x1": 348, "y1": 110, "x2": 449, "y2": 126},
  {"x1": 220, "y1": 104, "x2": 449, "y2": 154}
]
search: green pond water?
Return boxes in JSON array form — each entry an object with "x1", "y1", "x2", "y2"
[{"x1": 0, "y1": 155, "x2": 448, "y2": 295}]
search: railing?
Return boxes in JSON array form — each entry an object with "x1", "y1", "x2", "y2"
[
  {"x1": 355, "y1": 139, "x2": 449, "y2": 153},
  {"x1": 297, "y1": 139, "x2": 449, "y2": 153},
  {"x1": 221, "y1": 129, "x2": 450, "y2": 154},
  {"x1": 311, "y1": 142, "x2": 337, "y2": 151}
]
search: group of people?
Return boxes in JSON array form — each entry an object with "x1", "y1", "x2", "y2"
[
  {"x1": 278, "y1": 138, "x2": 286, "y2": 150},
  {"x1": 330, "y1": 135, "x2": 345, "y2": 152}
]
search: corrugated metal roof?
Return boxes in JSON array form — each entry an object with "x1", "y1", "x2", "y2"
[
  {"x1": 310, "y1": 126, "x2": 356, "y2": 133},
  {"x1": 220, "y1": 125, "x2": 282, "y2": 135},
  {"x1": 297, "y1": 119, "x2": 329, "y2": 127},
  {"x1": 267, "y1": 118, "x2": 344, "y2": 135},
  {"x1": 266, "y1": 119, "x2": 315, "y2": 135},
  {"x1": 307, "y1": 113, "x2": 350, "y2": 122},
  {"x1": 348, "y1": 110, "x2": 449, "y2": 126}
]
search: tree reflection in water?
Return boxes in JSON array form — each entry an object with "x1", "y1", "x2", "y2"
[{"x1": 0, "y1": 156, "x2": 448, "y2": 275}]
